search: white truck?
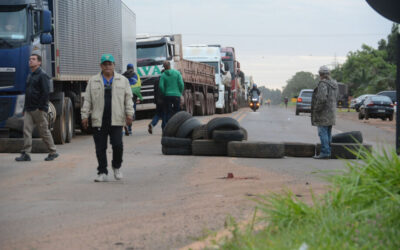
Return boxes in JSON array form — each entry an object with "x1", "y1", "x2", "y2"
[{"x1": 183, "y1": 45, "x2": 225, "y2": 113}]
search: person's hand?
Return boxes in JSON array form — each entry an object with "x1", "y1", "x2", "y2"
[
  {"x1": 82, "y1": 118, "x2": 89, "y2": 130},
  {"x1": 126, "y1": 116, "x2": 133, "y2": 126}
]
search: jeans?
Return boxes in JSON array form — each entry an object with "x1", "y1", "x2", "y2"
[
  {"x1": 318, "y1": 126, "x2": 332, "y2": 156},
  {"x1": 164, "y1": 96, "x2": 181, "y2": 126},
  {"x1": 93, "y1": 125, "x2": 123, "y2": 175}
]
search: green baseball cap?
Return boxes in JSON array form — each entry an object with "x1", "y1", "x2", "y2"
[{"x1": 101, "y1": 54, "x2": 115, "y2": 64}]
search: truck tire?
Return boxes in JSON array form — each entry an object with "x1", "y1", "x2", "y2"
[
  {"x1": 332, "y1": 131, "x2": 363, "y2": 144},
  {"x1": 64, "y1": 97, "x2": 74, "y2": 143},
  {"x1": 163, "y1": 111, "x2": 192, "y2": 137},
  {"x1": 161, "y1": 136, "x2": 192, "y2": 148},
  {"x1": 192, "y1": 139, "x2": 228, "y2": 156},
  {"x1": 192, "y1": 124, "x2": 208, "y2": 140},
  {"x1": 212, "y1": 129, "x2": 244, "y2": 142},
  {"x1": 52, "y1": 97, "x2": 66, "y2": 144},
  {"x1": 162, "y1": 146, "x2": 192, "y2": 155},
  {"x1": 316, "y1": 143, "x2": 372, "y2": 159},
  {"x1": 176, "y1": 117, "x2": 202, "y2": 138},
  {"x1": 206, "y1": 117, "x2": 240, "y2": 138},
  {"x1": 227, "y1": 141, "x2": 285, "y2": 158},
  {"x1": 284, "y1": 142, "x2": 315, "y2": 157}
]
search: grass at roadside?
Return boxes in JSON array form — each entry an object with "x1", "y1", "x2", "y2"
[{"x1": 218, "y1": 146, "x2": 400, "y2": 249}]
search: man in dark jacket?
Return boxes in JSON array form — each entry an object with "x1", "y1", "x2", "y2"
[
  {"x1": 15, "y1": 54, "x2": 58, "y2": 161},
  {"x1": 311, "y1": 66, "x2": 338, "y2": 159},
  {"x1": 159, "y1": 61, "x2": 184, "y2": 124},
  {"x1": 250, "y1": 83, "x2": 260, "y2": 98},
  {"x1": 122, "y1": 63, "x2": 142, "y2": 135}
]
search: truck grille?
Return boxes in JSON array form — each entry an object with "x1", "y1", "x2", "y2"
[
  {"x1": 0, "y1": 97, "x2": 13, "y2": 123},
  {"x1": 140, "y1": 76, "x2": 160, "y2": 105},
  {"x1": 0, "y1": 72, "x2": 15, "y2": 88}
]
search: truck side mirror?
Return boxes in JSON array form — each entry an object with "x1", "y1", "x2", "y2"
[
  {"x1": 41, "y1": 10, "x2": 52, "y2": 33},
  {"x1": 40, "y1": 33, "x2": 52, "y2": 44}
]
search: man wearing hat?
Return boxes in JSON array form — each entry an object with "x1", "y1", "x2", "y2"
[
  {"x1": 311, "y1": 65, "x2": 338, "y2": 159},
  {"x1": 81, "y1": 54, "x2": 134, "y2": 182},
  {"x1": 123, "y1": 63, "x2": 142, "y2": 135}
]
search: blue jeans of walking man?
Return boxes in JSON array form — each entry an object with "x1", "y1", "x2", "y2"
[{"x1": 318, "y1": 126, "x2": 332, "y2": 156}]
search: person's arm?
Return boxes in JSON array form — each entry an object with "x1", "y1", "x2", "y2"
[{"x1": 81, "y1": 79, "x2": 92, "y2": 120}]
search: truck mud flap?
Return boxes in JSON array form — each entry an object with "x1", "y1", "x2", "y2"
[
  {"x1": 0, "y1": 138, "x2": 49, "y2": 153},
  {"x1": 192, "y1": 139, "x2": 228, "y2": 156},
  {"x1": 206, "y1": 117, "x2": 240, "y2": 138},
  {"x1": 284, "y1": 142, "x2": 316, "y2": 157},
  {"x1": 332, "y1": 131, "x2": 363, "y2": 144},
  {"x1": 212, "y1": 129, "x2": 244, "y2": 142},
  {"x1": 163, "y1": 111, "x2": 192, "y2": 137},
  {"x1": 227, "y1": 141, "x2": 285, "y2": 158},
  {"x1": 316, "y1": 143, "x2": 372, "y2": 159},
  {"x1": 176, "y1": 117, "x2": 202, "y2": 138}
]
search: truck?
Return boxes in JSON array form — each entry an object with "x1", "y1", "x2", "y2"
[
  {"x1": 220, "y1": 47, "x2": 246, "y2": 112},
  {"x1": 0, "y1": 0, "x2": 136, "y2": 144},
  {"x1": 136, "y1": 34, "x2": 216, "y2": 116},
  {"x1": 183, "y1": 45, "x2": 226, "y2": 113}
]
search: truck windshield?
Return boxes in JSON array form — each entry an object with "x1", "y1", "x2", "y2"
[
  {"x1": 0, "y1": 6, "x2": 27, "y2": 42},
  {"x1": 137, "y1": 44, "x2": 167, "y2": 61},
  {"x1": 202, "y1": 62, "x2": 219, "y2": 74}
]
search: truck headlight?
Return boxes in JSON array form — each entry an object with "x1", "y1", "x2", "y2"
[{"x1": 14, "y1": 94, "x2": 25, "y2": 115}]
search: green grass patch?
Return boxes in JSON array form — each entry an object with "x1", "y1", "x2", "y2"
[{"x1": 219, "y1": 146, "x2": 400, "y2": 249}]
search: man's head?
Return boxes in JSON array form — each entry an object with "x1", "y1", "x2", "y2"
[
  {"x1": 100, "y1": 54, "x2": 115, "y2": 76},
  {"x1": 163, "y1": 61, "x2": 171, "y2": 70},
  {"x1": 29, "y1": 54, "x2": 42, "y2": 71},
  {"x1": 318, "y1": 65, "x2": 330, "y2": 79},
  {"x1": 127, "y1": 63, "x2": 134, "y2": 70},
  {"x1": 253, "y1": 83, "x2": 257, "y2": 89}
]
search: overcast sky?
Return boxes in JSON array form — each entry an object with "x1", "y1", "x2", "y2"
[{"x1": 124, "y1": 0, "x2": 394, "y2": 90}]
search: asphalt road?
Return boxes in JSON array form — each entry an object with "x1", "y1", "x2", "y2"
[{"x1": 0, "y1": 106, "x2": 395, "y2": 250}]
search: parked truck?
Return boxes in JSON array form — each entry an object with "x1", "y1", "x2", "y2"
[
  {"x1": 136, "y1": 34, "x2": 216, "y2": 116},
  {"x1": 0, "y1": 0, "x2": 136, "y2": 144}
]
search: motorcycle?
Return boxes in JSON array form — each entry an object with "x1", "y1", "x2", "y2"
[{"x1": 249, "y1": 94, "x2": 260, "y2": 112}]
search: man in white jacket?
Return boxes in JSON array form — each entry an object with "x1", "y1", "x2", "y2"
[{"x1": 81, "y1": 54, "x2": 134, "y2": 182}]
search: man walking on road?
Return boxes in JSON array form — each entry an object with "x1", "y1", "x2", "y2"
[
  {"x1": 159, "y1": 61, "x2": 184, "y2": 125},
  {"x1": 81, "y1": 54, "x2": 134, "y2": 182},
  {"x1": 311, "y1": 65, "x2": 338, "y2": 159},
  {"x1": 15, "y1": 54, "x2": 58, "y2": 162}
]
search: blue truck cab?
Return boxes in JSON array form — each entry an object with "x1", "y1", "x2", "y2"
[{"x1": 0, "y1": 0, "x2": 52, "y2": 128}]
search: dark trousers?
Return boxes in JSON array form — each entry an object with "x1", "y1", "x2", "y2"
[
  {"x1": 93, "y1": 125, "x2": 123, "y2": 175},
  {"x1": 164, "y1": 96, "x2": 181, "y2": 126}
]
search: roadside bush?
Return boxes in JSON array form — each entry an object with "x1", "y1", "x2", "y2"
[{"x1": 219, "y1": 146, "x2": 400, "y2": 249}]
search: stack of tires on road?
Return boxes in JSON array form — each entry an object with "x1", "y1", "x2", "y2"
[{"x1": 161, "y1": 111, "x2": 372, "y2": 159}]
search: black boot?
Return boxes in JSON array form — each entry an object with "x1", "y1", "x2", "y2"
[
  {"x1": 15, "y1": 152, "x2": 31, "y2": 162},
  {"x1": 45, "y1": 153, "x2": 59, "y2": 161}
]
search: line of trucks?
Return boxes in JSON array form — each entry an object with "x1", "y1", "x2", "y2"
[{"x1": 0, "y1": 0, "x2": 251, "y2": 146}]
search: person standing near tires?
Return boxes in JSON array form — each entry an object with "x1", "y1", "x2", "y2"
[
  {"x1": 159, "y1": 61, "x2": 184, "y2": 126},
  {"x1": 311, "y1": 66, "x2": 338, "y2": 159},
  {"x1": 81, "y1": 54, "x2": 134, "y2": 182},
  {"x1": 15, "y1": 54, "x2": 58, "y2": 162}
]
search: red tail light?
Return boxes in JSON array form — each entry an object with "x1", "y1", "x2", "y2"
[
  {"x1": 297, "y1": 97, "x2": 303, "y2": 103},
  {"x1": 367, "y1": 102, "x2": 374, "y2": 107}
]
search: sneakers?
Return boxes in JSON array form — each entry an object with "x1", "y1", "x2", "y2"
[
  {"x1": 45, "y1": 153, "x2": 59, "y2": 161},
  {"x1": 94, "y1": 173, "x2": 107, "y2": 182},
  {"x1": 148, "y1": 123, "x2": 153, "y2": 134},
  {"x1": 15, "y1": 152, "x2": 31, "y2": 161},
  {"x1": 113, "y1": 168, "x2": 123, "y2": 180},
  {"x1": 313, "y1": 154, "x2": 330, "y2": 160}
]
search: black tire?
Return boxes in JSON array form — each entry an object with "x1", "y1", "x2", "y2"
[
  {"x1": 52, "y1": 98, "x2": 66, "y2": 144},
  {"x1": 212, "y1": 129, "x2": 244, "y2": 142},
  {"x1": 240, "y1": 127, "x2": 248, "y2": 140},
  {"x1": 192, "y1": 139, "x2": 228, "y2": 156},
  {"x1": 227, "y1": 141, "x2": 285, "y2": 158},
  {"x1": 284, "y1": 142, "x2": 315, "y2": 157},
  {"x1": 332, "y1": 131, "x2": 363, "y2": 144},
  {"x1": 176, "y1": 117, "x2": 203, "y2": 138},
  {"x1": 162, "y1": 146, "x2": 192, "y2": 155},
  {"x1": 316, "y1": 143, "x2": 372, "y2": 159},
  {"x1": 161, "y1": 137, "x2": 192, "y2": 148},
  {"x1": 206, "y1": 117, "x2": 240, "y2": 138},
  {"x1": 163, "y1": 111, "x2": 192, "y2": 137},
  {"x1": 192, "y1": 124, "x2": 208, "y2": 140},
  {"x1": 64, "y1": 97, "x2": 74, "y2": 143}
]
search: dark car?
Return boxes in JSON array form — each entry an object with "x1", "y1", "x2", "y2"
[
  {"x1": 377, "y1": 90, "x2": 396, "y2": 104},
  {"x1": 358, "y1": 95, "x2": 394, "y2": 121},
  {"x1": 351, "y1": 94, "x2": 374, "y2": 112},
  {"x1": 295, "y1": 89, "x2": 313, "y2": 115}
]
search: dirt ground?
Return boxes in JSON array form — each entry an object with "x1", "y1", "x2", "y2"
[{"x1": 336, "y1": 110, "x2": 396, "y2": 133}]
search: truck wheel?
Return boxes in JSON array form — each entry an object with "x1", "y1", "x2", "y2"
[
  {"x1": 209, "y1": 93, "x2": 215, "y2": 115},
  {"x1": 52, "y1": 98, "x2": 66, "y2": 144},
  {"x1": 227, "y1": 141, "x2": 285, "y2": 158},
  {"x1": 64, "y1": 97, "x2": 74, "y2": 143},
  {"x1": 284, "y1": 142, "x2": 315, "y2": 157},
  {"x1": 176, "y1": 117, "x2": 202, "y2": 138},
  {"x1": 192, "y1": 139, "x2": 228, "y2": 156},
  {"x1": 332, "y1": 131, "x2": 363, "y2": 144},
  {"x1": 163, "y1": 111, "x2": 192, "y2": 137}
]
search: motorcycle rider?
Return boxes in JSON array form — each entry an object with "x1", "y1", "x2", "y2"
[{"x1": 250, "y1": 83, "x2": 260, "y2": 99}]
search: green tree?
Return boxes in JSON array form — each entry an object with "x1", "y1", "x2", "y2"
[{"x1": 281, "y1": 71, "x2": 318, "y2": 99}]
